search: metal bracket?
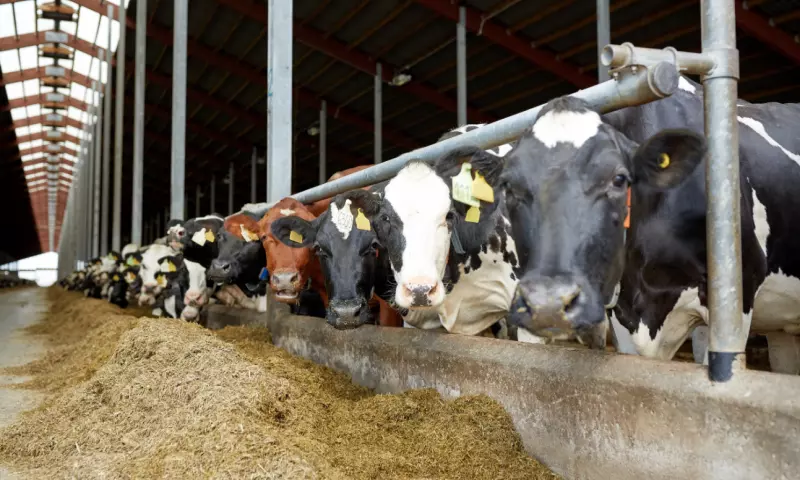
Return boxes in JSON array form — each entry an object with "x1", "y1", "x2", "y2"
[
  {"x1": 602, "y1": 42, "x2": 716, "y2": 78},
  {"x1": 702, "y1": 47, "x2": 740, "y2": 81}
]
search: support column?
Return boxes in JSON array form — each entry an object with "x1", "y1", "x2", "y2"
[
  {"x1": 171, "y1": 0, "x2": 188, "y2": 219},
  {"x1": 374, "y1": 63, "x2": 382, "y2": 164},
  {"x1": 456, "y1": 6, "x2": 467, "y2": 126},
  {"x1": 101, "y1": 3, "x2": 113, "y2": 253},
  {"x1": 596, "y1": 0, "x2": 610, "y2": 83},
  {"x1": 132, "y1": 0, "x2": 147, "y2": 245},
  {"x1": 266, "y1": 0, "x2": 293, "y2": 201},
  {"x1": 703, "y1": 0, "x2": 743, "y2": 382},
  {"x1": 92, "y1": 84, "x2": 102, "y2": 257},
  {"x1": 112, "y1": 0, "x2": 127, "y2": 251},
  {"x1": 319, "y1": 100, "x2": 327, "y2": 184},
  {"x1": 228, "y1": 162, "x2": 235, "y2": 215}
]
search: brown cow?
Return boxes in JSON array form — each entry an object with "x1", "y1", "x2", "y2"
[
  {"x1": 308, "y1": 165, "x2": 372, "y2": 217},
  {"x1": 257, "y1": 198, "x2": 328, "y2": 308}
]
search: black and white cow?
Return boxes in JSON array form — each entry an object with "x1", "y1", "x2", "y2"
[
  {"x1": 354, "y1": 147, "x2": 519, "y2": 337},
  {"x1": 137, "y1": 244, "x2": 181, "y2": 306},
  {"x1": 175, "y1": 215, "x2": 225, "y2": 268},
  {"x1": 498, "y1": 95, "x2": 708, "y2": 351},
  {"x1": 602, "y1": 76, "x2": 800, "y2": 373},
  {"x1": 150, "y1": 254, "x2": 208, "y2": 321},
  {"x1": 270, "y1": 189, "x2": 403, "y2": 329},
  {"x1": 206, "y1": 220, "x2": 269, "y2": 313}
]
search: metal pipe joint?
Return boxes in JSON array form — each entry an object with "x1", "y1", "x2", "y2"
[{"x1": 602, "y1": 42, "x2": 716, "y2": 77}]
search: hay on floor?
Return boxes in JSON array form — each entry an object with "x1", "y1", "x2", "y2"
[{"x1": 0, "y1": 288, "x2": 558, "y2": 479}]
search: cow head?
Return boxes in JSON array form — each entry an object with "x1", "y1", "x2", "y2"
[
  {"x1": 271, "y1": 191, "x2": 384, "y2": 329},
  {"x1": 258, "y1": 198, "x2": 318, "y2": 303},
  {"x1": 207, "y1": 213, "x2": 266, "y2": 285},
  {"x1": 137, "y1": 244, "x2": 179, "y2": 305},
  {"x1": 501, "y1": 96, "x2": 705, "y2": 341},
  {"x1": 166, "y1": 219, "x2": 185, "y2": 251},
  {"x1": 107, "y1": 272, "x2": 129, "y2": 308},
  {"x1": 356, "y1": 151, "x2": 504, "y2": 311}
]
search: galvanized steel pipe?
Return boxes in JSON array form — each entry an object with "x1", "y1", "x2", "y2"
[
  {"x1": 101, "y1": 3, "x2": 113, "y2": 254},
  {"x1": 132, "y1": 0, "x2": 147, "y2": 245},
  {"x1": 112, "y1": 0, "x2": 127, "y2": 251},
  {"x1": 171, "y1": 0, "x2": 188, "y2": 220}
]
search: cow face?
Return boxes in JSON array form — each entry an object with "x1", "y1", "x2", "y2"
[
  {"x1": 166, "y1": 219, "x2": 185, "y2": 251},
  {"x1": 272, "y1": 192, "x2": 382, "y2": 329},
  {"x1": 107, "y1": 273, "x2": 129, "y2": 308},
  {"x1": 501, "y1": 96, "x2": 706, "y2": 340},
  {"x1": 258, "y1": 198, "x2": 318, "y2": 303},
  {"x1": 207, "y1": 228, "x2": 265, "y2": 284},
  {"x1": 137, "y1": 244, "x2": 179, "y2": 305}
]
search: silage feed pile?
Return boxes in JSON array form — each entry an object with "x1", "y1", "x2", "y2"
[{"x1": 0, "y1": 289, "x2": 559, "y2": 479}]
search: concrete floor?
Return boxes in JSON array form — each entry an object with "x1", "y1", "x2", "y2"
[{"x1": 0, "y1": 288, "x2": 47, "y2": 480}]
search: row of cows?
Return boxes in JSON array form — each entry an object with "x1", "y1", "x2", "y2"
[
  {"x1": 0, "y1": 271, "x2": 36, "y2": 289},
  {"x1": 61, "y1": 76, "x2": 800, "y2": 374}
]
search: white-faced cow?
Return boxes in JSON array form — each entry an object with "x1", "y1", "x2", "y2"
[
  {"x1": 270, "y1": 190, "x2": 404, "y2": 329},
  {"x1": 355, "y1": 148, "x2": 519, "y2": 337},
  {"x1": 500, "y1": 96, "x2": 707, "y2": 351},
  {"x1": 602, "y1": 76, "x2": 800, "y2": 374},
  {"x1": 137, "y1": 244, "x2": 181, "y2": 306}
]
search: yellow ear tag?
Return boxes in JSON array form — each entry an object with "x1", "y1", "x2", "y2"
[
  {"x1": 168, "y1": 261, "x2": 177, "y2": 273},
  {"x1": 465, "y1": 205, "x2": 481, "y2": 223},
  {"x1": 128, "y1": 257, "x2": 140, "y2": 266},
  {"x1": 205, "y1": 230, "x2": 216, "y2": 243},
  {"x1": 191, "y1": 229, "x2": 207, "y2": 246},
  {"x1": 451, "y1": 163, "x2": 480, "y2": 207},
  {"x1": 659, "y1": 153, "x2": 670, "y2": 169},
  {"x1": 112, "y1": 275, "x2": 119, "y2": 282},
  {"x1": 240, "y1": 225, "x2": 258, "y2": 242},
  {"x1": 157, "y1": 275, "x2": 167, "y2": 288},
  {"x1": 289, "y1": 230, "x2": 304, "y2": 244},
  {"x1": 471, "y1": 172, "x2": 494, "y2": 203},
  {"x1": 355, "y1": 209, "x2": 371, "y2": 231}
]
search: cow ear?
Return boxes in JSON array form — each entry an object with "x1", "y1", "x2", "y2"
[
  {"x1": 270, "y1": 216, "x2": 315, "y2": 248},
  {"x1": 343, "y1": 189, "x2": 381, "y2": 218},
  {"x1": 435, "y1": 146, "x2": 504, "y2": 219},
  {"x1": 630, "y1": 129, "x2": 706, "y2": 190}
]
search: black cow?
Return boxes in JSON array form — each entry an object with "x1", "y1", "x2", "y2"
[
  {"x1": 271, "y1": 189, "x2": 402, "y2": 329},
  {"x1": 107, "y1": 272, "x2": 129, "y2": 308},
  {"x1": 497, "y1": 96, "x2": 707, "y2": 350},
  {"x1": 207, "y1": 223, "x2": 269, "y2": 312},
  {"x1": 602, "y1": 77, "x2": 800, "y2": 374},
  {"x1": 175, "y1": 215, "x2": 225, "y2": 268}
]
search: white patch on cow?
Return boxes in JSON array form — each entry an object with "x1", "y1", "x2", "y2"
[
  {"x1": 256, "y1": 294, "x2": 268, "y2": 313},
  {"x1": 193, "y1": 214, "x2": 224, "y2": 222},
  {"x1": 678, "y1": 76, "x2": 696, "y2": 94},
  {"x1": 152, "y1": 307, "x2": 163, "y2": 317},
  {"x1": 631, "y1": 287, "x2": 707, "y2": 360},
  {"x1": 329, "y1": 199, "x2": 354, "y2": 240},
  {"x1": 490, "y1": 143, "x2": 514, "y2": 158},
  {"x1": 532, "y1": 109, "x2": 602, "y2": 149},
  {"x1": 181, "y1": 305, "x2": 200, "y2": 321},
  {"x1": 242, "y1": 202, "x2": 270, "y2": 214},
  {"x1": 751, "y1": 185, "x2": 769, "y2": 255},
  {"x1": 279, "y1": 209, "x2": 296, "y2": 216},
  {"x1": 164, "y1": 295, "x2": 178, "y2": 318},
  {"x1": 516, "y1": 328, "x2": 547, "y2": 345},
  {"x1": 121, "y1": 243, "x2": 139, "y2": 258},
  {"x1": 608, "y1": 310, "x2": 639, "y2": 355},
  {"x1": 384, "y1": 162, "x2": 451, "y2": 307},
  {"x1": 752, "y1": 270, "x2": 800, "y2": 334},
  {"x1": 139, "y1": 244, "x2": 178, "y2": 289},
  {"x1": 445, "y1": 124, "x2": 513, "y2": 158},
  {"x1": 185, "y1": 259, "x2": 207, "y2": 296},
  {"x1": 738, "y1": 116, "x2": 800, "y2": 167}
]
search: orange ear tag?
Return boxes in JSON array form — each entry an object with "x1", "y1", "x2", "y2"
[{"x1": 623, "y1": 188, "x2": 631, "y2": 229}]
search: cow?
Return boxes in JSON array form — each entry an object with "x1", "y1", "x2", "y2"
[
  {"x1": 492, "y1": 95, "x2": 707, "y2": 351},
  {"x1": 599, "y1": 77, "x2": 800, "y2": 373},
  {"x1": 207, "y1": 212, "x2": 269, "y2": 312},
  {"x1": 270, "y1": 190, "x2": 404, "y2": 329},
  {"x1": 352, "y1": 147, "x2": 519, "y2": 338},
  {"x1": 106, "y1": 271, "x2": 129, "y2": 308},
  {"x1": 253, "y1": 198, "x2": 328, "y2": 314},
  {"x1": 137, "y1": 244, "x2": 181, "y2": 306},
  {"x1": 174, "y1": 215, "x2": 225, "y2": 268},
  {"x1": 150, "y1": 254, "x2": 208, "y2": 321}
]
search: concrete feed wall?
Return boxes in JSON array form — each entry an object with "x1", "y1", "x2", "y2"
[{"x1": 206, "y1": 305, "x2": 800, "y2": 480}]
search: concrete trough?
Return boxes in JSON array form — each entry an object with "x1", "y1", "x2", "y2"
[{"x1": 205, "y1": 304, "x2": 800, "y2": 480}]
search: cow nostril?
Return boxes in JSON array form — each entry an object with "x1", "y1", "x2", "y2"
[
  {"x1": 221, "y1": 263, "x2": 231, "y2": 272},
  {"x1": 561, "y1": 286, "x2": 582, "y2": 314},
  {"x1": 428, "y1": 283, "x2": 438, "y2": 296}
]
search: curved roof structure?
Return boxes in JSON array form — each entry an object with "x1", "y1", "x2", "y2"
[{"x1": 1, "y1": 0, "x2": 798, "y2": 260}]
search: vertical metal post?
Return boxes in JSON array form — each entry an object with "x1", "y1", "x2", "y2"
[
  {"x1": 319, "y1": 100, "x2": 327, "y2": 184},
  {"x1": 374, "y1": 63, "x2": 382, "y2": 164},
  {"x1": 596, "y1": 0, "x2": 610, "y2": 83},
  {"x1": 456, "y1": 6, "x2": 467, "y2": 126},
  {"x1": 171, "y1": 0, "x2": 188, "y2": 219},
  {"x1": 195, "y1": 184, "x2": 201, "y2": 217},
  {"x1": 112, "y1": 0, "x2": 127, "y2": 251},
  {"x1": 132, "y1": 0, "x2": 147, "y2": 245},
  {"x1": 251, "y1": 147, "x2": 257, "y2": 202},
  {"x1": 266, "y1": 0, "x2": 293, "y2": 202},
  {"x1": 92, "y1": 84, "x2": 103, "y2": 257},
  {"x1": 703, "y1": 0, "x2": 743, "y2": 382},
  {"x1": 210, "y1": 175, "x2": 216, "y2": 213},
  {"x1": 228, "y1": 162, "x2": 235, "y2": 214},
  {"x1": 101, "y1": 3, "x2": 113, "y2": 254},
  {"x1": 184, "y1": 193, "x2": 188, "y2": 219}
]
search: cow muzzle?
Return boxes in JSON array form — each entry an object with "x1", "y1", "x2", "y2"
[
  {"x1": 184, "y1": 289, "x2": 208, "y2": 307},
  {"x1": 270, "y1": 270, "x2": 302, "y2": 303},
  {"x1": 207, "y1": 259, "x2": 234, "y2": 283},
  {"x1": 396, "y1": 276, "x2": 444, "y2": 309},
  {"x1": 327, "y1": 299, "x2": 370, "y2": 330}
]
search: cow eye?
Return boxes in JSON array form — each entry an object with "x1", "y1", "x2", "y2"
[
  {"x1": 370, "y1": 240, "x2": 381, "y2": 251},
  {"x1": 611, "y1": 173, "x2": 629, "y2": 189},
  {"x1": 177, "y1": 231, "x2": 184, "y2": 237},
  {"x1": 313, "y1": 243, "x2": 327, "y2": 257}
]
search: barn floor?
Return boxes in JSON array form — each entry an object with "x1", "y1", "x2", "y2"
[{"x1": 0, "y1": 288, "x2": 46, "y2": 480}]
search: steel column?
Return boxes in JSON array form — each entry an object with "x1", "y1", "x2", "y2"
[
  {"x1": 171, "y1": 0, "x2": 188, "y2": 219},
  {"x1": 457, "y1": 6, "x2": 467, "y2": 126},
  {"x1": 92, "y1": 84, "x2": 102, "y2": 257},
  {"x1": 210, "y1": 175, "x2": 216, "y2": 213},
  {"x1": 228, "y1": 162, "x2": 235, "y2": 214},
  {"x1": 112, "y1": 0, "x2": 127, "y2": 251},
  {"x1": 703, "y1": 0, "x2": 744, "y2": 382},
  {"x1": 319, "y1": 100, "x2": 327, "y2": 184},
  {"x1": 266, "y1": 0, "x2": 293, "y2": 202},
  {"x1": 101, "y1": 3, "x2": 113, "y2": 254},
  {"x1": 195, "y1": 184, "x2": 201, "y2": 217},
  {"x1": 596, "y1": 0, "x2": 610, "y2": 83},
  {"x1": 374, "y1": 62, "x2": 382, "y2": 164},
  {"x1": 251, "y1": 147, "x2": 257, "y2": 202},
  {"x1": 132, "y1": 0, "x2": 147, "y2": 245}
]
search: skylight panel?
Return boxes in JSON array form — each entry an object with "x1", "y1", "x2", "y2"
[
  {"x1": 18, "y1": 46, "x2": 38, "y2": 70},
  {"x1": 0, "y1": 51, "x2": 22, "y2": 73},
  {"x1": 21, "y1": 79, "x2": 38, "y2": 95},
  {"x1": 76, "y1": 8, "x2": 99, "y2": 43},
  {"x1": 14, "y1": 1, "x2": 36, "y2": 36},
  {"x1": 5, "y1": 82, "x2": 24, "y2": 100},
  {"x1": 10, "y1": 107, "x2": 27, "y2": 120},
  {"x1": 26, "y1": 171, "x2": 46, "y2": 180},
  {"x1": 0, "y1": 6, "x2": 14, "y2": 37},
  {"x1": 28, "y1": 179, "x2": 47, "y2": 187}
]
